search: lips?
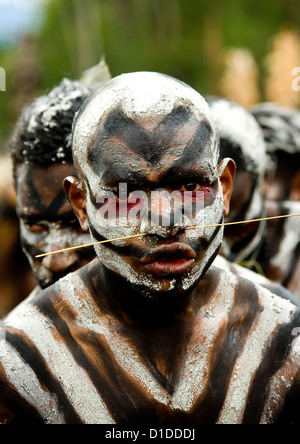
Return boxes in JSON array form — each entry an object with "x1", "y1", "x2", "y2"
[{"x1": 141, "y1": 243, "x2": 196, "y2": 276}]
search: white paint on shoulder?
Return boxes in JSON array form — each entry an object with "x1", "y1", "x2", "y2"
[
  {"x1": 3, "y1": 298, "x2": 115, "y2": 424},
  {"x1": 217, "y1": 286, "x2": 297, "y2": 424}
]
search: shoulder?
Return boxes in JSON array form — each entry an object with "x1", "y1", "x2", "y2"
[
  {"x1": 0, "y1": 279, "x2": 71, "y2": 423},
  {"x1": 0, "y1": 261, "x2": 103, "y2": 424},
  {"x1": 211, "y1": 260, "x2": 297, "y2": 312},
  {"x1": 214, "y1": 255, "x2": 299, "y2": 305},
  {"x1": 0, "y1": 321, "x2": 45, "y2": 424},
  {"x1": 208, "y1": 262, "x2": 300, "y2": 351},
  {"x1": 209, "y1": 264, "x2": 300, "y2": 423},
  {"x1": 5, "y1": 258, "x2": 101, "y2": 328}
]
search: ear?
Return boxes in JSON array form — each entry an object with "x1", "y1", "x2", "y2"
[
  {"x1": 218, "y1": 158, "x2": 236, "y2": 216},
  {"x1": 291, "y1": 171, "x2": 300, "y2": 201},
  {"x1": 63, "y1": 176, "x2": 89, "y2": 231}
]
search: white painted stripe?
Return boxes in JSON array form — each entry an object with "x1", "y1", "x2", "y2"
[
  {"x1": 217, "y1": 287, "x2": 296, "y2": 424},
  {"x1": 4, "y1": 302, "x2": 115, "y2": 424},
  {"x1": 0, "y1": 339, "x2": 65, "y2": 424},
  {"x1": 171, "y1": 269, "x2": 237, "y2": 412}
]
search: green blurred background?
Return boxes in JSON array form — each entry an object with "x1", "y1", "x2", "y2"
[{"x1": 0, "y1": 0, "x2": 300, "y2": 152}]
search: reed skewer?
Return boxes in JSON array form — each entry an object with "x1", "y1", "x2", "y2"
[{"x1": 35, "y1": 212, "x2": 300, "y2": 259}]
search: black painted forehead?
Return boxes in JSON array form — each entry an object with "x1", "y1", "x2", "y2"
[
  {"x1": 15, "y1": 164, "x2": 74, "y2": 220},
  {"x1": 72, "y1": 72, "x2": 219, "y2": 185},
  {"x1": 85, "y1": 105, "x2": 217, "y2": 187}
]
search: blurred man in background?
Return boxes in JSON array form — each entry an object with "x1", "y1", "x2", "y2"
[
  {"x1": 251, "y1": 103, "x2": 300, "y2": 202},
  {"x1": 9, "y1": 78, "x2": 96, "y2": 292},
  {"x1": 0, "y1": 156, "x2": 36, "y2": 317},
  {"x1": 207, "y1": 97, "x2": 298, "y2": 304},
  {"x1": 207, "y1": 97, "x2": 268, "y2": 266},
  {"x1": 252, "y1": 103, "x2": 300, "y2": 299}
]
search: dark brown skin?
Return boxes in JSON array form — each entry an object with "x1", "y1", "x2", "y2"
[{"x1": 1, "y1": 255, "x2": 300, "y2": 424}]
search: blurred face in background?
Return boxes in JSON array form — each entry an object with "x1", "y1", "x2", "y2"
[
  {"x1": 206, "y1": 97, "x2": 267, "y2": 263},
  {"x1": 16, "y1": 163, "x2": 95, "y2": 289}
]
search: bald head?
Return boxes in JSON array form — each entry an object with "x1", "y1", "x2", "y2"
[
  {"x1": 207, "y1": 97, "x2": 266, "y2": 179},
  {"x1": 72, "y1": 72, "x2": 220, "y2": 187},
  {"x1": 67, "y1": 72, "x2": 236, "y2": 300}
]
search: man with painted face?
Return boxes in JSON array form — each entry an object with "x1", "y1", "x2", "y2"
[
  {"x1": 10, "y1": 78, "x2": 96, "y2": 290},
  {"x1": 1, "y1": 73, "x2": 300, "y2": 424}
]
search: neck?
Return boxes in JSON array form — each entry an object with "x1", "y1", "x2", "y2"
[{"x1": 100, "y1": 266, "x2": 196, "y2": 328}]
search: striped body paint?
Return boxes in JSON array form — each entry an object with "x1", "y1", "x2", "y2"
[
  {"x1": 214, "y1": 255, "x2": 299, "y2": 305},
  {"x1": 265, "y1": 200, "x2": 300, "y2": 302},
  {"x1": 0, "y1": 261, "x2": 299, "y2": 424}
]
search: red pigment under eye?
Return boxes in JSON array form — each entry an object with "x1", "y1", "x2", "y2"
[
  {"x1": 176, "y1": 186, "x2": 216, "y2": 205},
  {"x1": 99, "y1": 184, "x2": 217, "y2": 219},
  {"x1": 102, "y1": 197, "x2": 143, "y2": 218}
]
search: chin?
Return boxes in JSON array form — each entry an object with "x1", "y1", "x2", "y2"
[{"x1": 129, "y1": 275, "x2": 200, "y2": 303}]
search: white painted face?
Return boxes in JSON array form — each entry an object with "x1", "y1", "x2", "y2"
[{"x1": 73, "y1": 72, "x2": 224, "y2": 299}]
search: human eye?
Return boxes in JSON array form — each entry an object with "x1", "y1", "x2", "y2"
[
  {"x1": 175, "y1": 182, "x2": 216, "y2": 205},
  {"x1": 180, "y1": 183, "x2": 203, "y2": 192},
  {"x1": 24, "y1": 222, "x2": 48, "y2": 234}
]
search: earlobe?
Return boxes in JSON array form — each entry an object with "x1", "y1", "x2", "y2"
[
  {"x1": 63, "y1": 176, "x2": 89, "y2": 231},
  {"x1": 218, "y1": 158, "x2": 236, "y2": 216}
]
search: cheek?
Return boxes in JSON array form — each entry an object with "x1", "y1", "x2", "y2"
[
  {"x1": 103, "y1": 197, "x2": 143, "y2": 218},
  {"x1": 19, "y1": 225, "x2": 46, "y2": 277},
  {"x1": 188, "y1": 183, "x2": 224, "y2": 232},
  {"x1": 20, "y1": 223, "x2": 45, "y2": 256},
  {"x1": 93, "y1": 242, "x2": 141, "y2": 289},
  {"x1": 182, "y1": 188, "x2": 224, "y2": 290},
  {"x1": 86, "y1": 194, "x2": 141, "y2": 243}
]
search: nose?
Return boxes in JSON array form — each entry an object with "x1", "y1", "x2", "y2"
[
  {"x1": 41, "y1": 247, "x2": 79, "y2": 274},
  {"x1": 142, "y1": 190, "x2": 184, "y2": 237}
]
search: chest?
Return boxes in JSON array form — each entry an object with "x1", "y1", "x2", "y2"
[{"x1": 39, "y1": 304, "x2": 277, "y2": 425}]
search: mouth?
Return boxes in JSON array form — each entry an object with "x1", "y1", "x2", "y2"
[{"x1": 140, "y1": 243, "x2": 196, "y2": 276}]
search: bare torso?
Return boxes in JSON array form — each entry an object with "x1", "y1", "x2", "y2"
[{"x1": 1, "y1": 260, "x2": 300, "y2": 424}]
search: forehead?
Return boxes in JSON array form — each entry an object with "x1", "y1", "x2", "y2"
[
  {"x1": 16, "y1": 163, "x2": 75, "y2": 217},
  {"x1": 87, "y1": 106, "x2": 217, "y2": 187},
  {"x1": 73, "y1": 72, "x2": 219, "y2": 188}
]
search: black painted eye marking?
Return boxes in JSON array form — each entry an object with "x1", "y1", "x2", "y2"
[
  {"x1": 24, "y1": 222, "x2": 48, "y2": 234},
  {"x1": 24, "y1": 168, "x2": 69, "y2": 216},
  {"x1": 87, "y1": 106, "x2": 214, "y2": 183}
]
